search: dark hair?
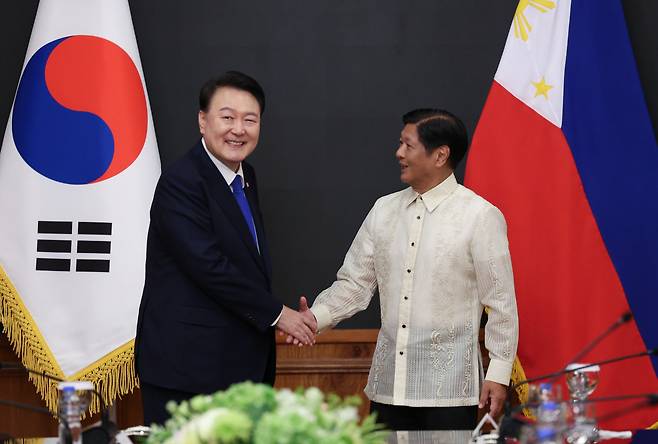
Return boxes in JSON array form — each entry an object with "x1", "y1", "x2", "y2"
[
  {"x1": 402, "y1": 108, "x2": 468, "y2": 169},
  {"x1": 199, "y1": 71, "x2": 265, "y2": 114}
]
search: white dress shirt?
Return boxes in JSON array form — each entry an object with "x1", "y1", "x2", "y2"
[
  {"x1": 311, "y1": 174, "x2": 519, "y2": 407},
  {"x1": 202, "y1": 140, "x2": 246, "y2": 197}
]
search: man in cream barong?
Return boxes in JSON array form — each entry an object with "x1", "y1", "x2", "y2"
[{"x1": 302, "y1": 109, "x2": 519, "y2": 430}]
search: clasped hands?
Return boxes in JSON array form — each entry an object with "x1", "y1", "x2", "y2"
[{"x1": 275, "y1": 296, "x2": 318, "y2": 346}]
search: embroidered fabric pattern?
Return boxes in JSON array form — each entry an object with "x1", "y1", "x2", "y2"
[
  {"x1": 462, "y1": 320, "x2": 473, "y2": 395},
  {"x1": 429, "y1": 325, "x2": 455, "y2": 397},
  {"x1": 368, "y1": 334, "x2": 390, "y2": 394}
]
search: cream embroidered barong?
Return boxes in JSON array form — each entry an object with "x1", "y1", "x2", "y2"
[{"x1": 311, "y1": 174, "x2": 519, "y2": 407}]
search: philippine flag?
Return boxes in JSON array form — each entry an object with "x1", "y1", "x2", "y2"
[
  {"x1": 466, "y1": 0, "x2": 658, "y2": 430},
  {"x1": 0, "y1": 0, "x2": 160, "y2": 412}
]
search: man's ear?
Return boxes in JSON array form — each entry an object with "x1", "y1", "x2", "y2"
[
  {"x1": 198, "y1": 110, "x2": 206, "y2": 135},
  {"x1": 435, "y1": 145, "x2": 450, "y2": 167}
]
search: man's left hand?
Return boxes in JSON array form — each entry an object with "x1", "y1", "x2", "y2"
[{"x1": 479, "y1": 380, "x2": 507, "y2": 418}]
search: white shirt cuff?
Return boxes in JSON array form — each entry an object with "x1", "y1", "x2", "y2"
[
  {"x1": 484, "y1": 358, "x2": 514, "y2": 385},
  {"x1": 310, "y1": 304, "x2": 332, "y2": 333},
  {"x1": 270, "y1": 308, "x2": 284, "y2": 327}
]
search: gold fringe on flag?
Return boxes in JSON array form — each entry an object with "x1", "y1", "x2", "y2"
[
  {"x1": 70, "y1": 339, "x2": 139, "y2": 413},
  {"x1": 6, "y1": 439, "x2": 45, "y2": 444},
  {"x1": 0, "y1": 266, "x2": 64, "y2": 412},
  {"x1": 510, "y1": 354, "x2": 534, "y2": 418},
  {"x1": 0, "y1": 265, "x2": 139, "y2": 415}
]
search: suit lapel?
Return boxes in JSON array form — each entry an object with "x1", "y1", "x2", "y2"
[{"x1": 192, "y1": 143, "x2": 266, "y2": 275}]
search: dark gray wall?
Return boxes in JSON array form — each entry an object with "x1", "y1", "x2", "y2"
[{"x1": 2, "y1": 1, "x2": 657, "y2": 328}]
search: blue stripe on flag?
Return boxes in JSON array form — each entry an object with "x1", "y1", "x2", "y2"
[{"x1": 562, "y1": 0, "x2": 658, "y2": 372}]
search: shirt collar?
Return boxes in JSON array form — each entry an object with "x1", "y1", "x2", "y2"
[
  {"x1": 404, "y1": 173, "x2": 458, "y2": 212},
  {"x1": 202, "y1": 138, "x2": 245, "y2": 188}
]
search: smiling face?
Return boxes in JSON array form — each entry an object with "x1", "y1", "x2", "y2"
[
  {"x1": 396, "y1": 123, "x2": 450, "y2": 193},
  {"x1": 198, "y1": 86, "x2": 261, "y2": 171}
]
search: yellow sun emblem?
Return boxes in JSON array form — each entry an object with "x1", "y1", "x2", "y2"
[{"x1": 514, "y1": 0, "x2": 557, "y2": 41}]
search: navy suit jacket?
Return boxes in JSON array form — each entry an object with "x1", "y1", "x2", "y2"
[{"x1": 135, "y1": 141, "x2": 283, "y2": 394}]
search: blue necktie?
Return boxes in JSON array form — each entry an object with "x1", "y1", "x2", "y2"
[{"x1": 230, "y1": 176, "x2": 259, "y2": 249}]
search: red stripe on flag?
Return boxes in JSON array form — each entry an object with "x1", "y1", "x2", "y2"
[{"x1": 466, "y1": 82, "x2": 658, "y2": 428}]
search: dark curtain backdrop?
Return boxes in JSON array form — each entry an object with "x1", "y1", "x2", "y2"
[{"x1": 2, "y1": 1, "x2": 657, "y2": 328}]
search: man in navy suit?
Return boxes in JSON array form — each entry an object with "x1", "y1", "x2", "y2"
[{"x1": 135, "y1": 71, "x2": 316, "y2": 425}]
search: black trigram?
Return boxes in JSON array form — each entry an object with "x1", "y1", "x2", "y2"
[{"x1": 36, "y1": 221, "x2": 112, "y2": 272}]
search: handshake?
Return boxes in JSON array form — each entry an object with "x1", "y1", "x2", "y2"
[{"x1": 275, "y1": 296, "x2": 318, "y2": 346}]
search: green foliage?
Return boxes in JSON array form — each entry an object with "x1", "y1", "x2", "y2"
[{"x1": 146, "y1": 382, "x2": 388, "y2": 444}]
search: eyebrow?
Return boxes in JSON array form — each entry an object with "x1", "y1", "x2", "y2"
[{"x1": 218, "y1": 107, "x2": 259, "y2": 117}]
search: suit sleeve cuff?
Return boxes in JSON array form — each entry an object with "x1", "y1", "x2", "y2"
[
  {"x1": 310, "y1": 304, "x2": 332, "y2": 333},
  {"x1": 484, "y1": 358, "x2": 513, "y2": 386}
]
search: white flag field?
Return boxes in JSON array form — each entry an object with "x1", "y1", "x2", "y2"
[{"x1": 0, "y1": 0, "x2": 160, "y2": 412}]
